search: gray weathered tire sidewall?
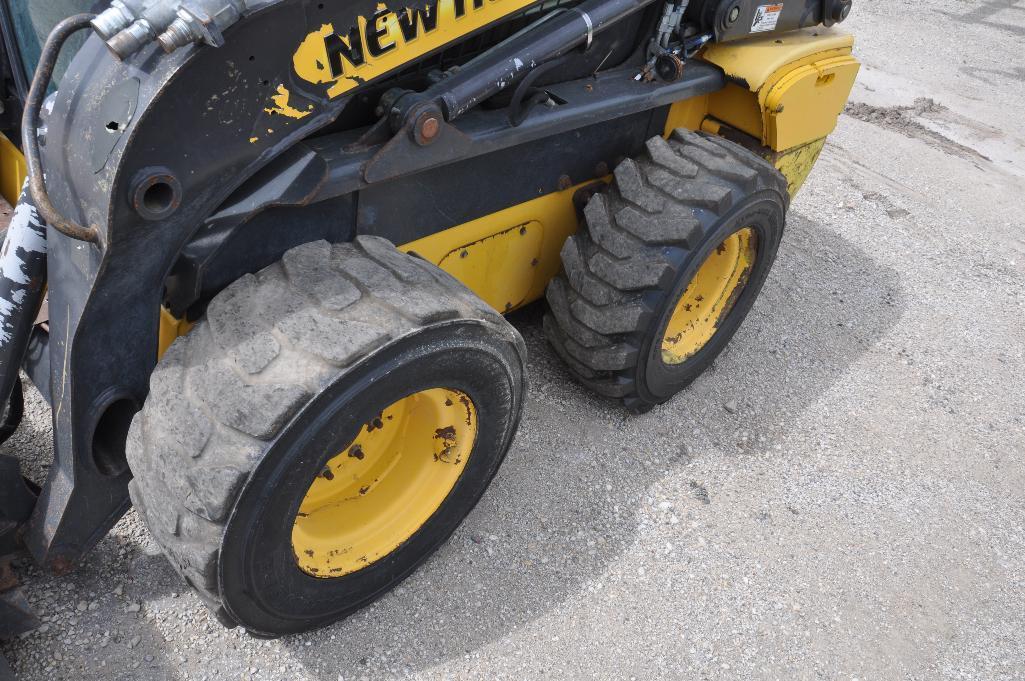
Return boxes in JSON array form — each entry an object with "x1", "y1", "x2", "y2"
[
  {"x1": 639, "y1": 191, "x2": 785, "y2": 402},
  {"x1": 218, "y1": 321, "x2": 523, "y2": 635}
]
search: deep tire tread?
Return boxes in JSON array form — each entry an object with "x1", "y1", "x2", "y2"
[{"x1": 545, "y1": 130, "x2": 787, "y2": 411}]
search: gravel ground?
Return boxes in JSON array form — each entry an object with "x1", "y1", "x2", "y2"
[{"x1": 4, "y1": 1, "x2": 1025, "y2": 679}]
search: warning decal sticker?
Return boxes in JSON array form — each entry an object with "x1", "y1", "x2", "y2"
[{"x1": 751, "y1": 3, "x2": 784, "y2": 33}]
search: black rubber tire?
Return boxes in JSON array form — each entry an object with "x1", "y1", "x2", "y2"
[
  {"x1": 126, "y1": 236, "x2": 526, "y2": 635},
  {"x1": 544, "y1": 129, "x2": 789, "y2": 413}
]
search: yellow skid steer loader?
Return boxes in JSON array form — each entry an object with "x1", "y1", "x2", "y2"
[{"x1": 0, "y1": 0, "x2": 857, "y2": 638}]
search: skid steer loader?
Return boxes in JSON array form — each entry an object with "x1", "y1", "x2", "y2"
[{"x1": 0, "y1": 0, "x2": 857, "y2": 640}]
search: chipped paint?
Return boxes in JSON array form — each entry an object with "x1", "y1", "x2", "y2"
[{"x1": 263, "y1": 84, "x2": 313, "y2": 120}]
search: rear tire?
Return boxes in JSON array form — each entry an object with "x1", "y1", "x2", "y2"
[
  {"x1": 127, "y1": 237, "x2": 526, "y2": 635},
  {"x1": 544, "y1": 129, "x2": 788, "y2": 412}
]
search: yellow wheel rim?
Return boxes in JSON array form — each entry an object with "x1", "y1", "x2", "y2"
[
  {"x1": 291, "y1": 388, "x2": 477, "y2": 578},
  {"x1": 661, "y1": 227, "x2": 758, "y2": 365}
]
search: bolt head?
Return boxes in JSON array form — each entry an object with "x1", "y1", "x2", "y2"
[
  {"x1": 728, "y1": 6, "x2": 740, "y2": 23},
  {"x1": 420, "y1": 116, "x2": 440, "y2": 141}
]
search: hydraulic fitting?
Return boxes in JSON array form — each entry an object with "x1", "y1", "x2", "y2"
[
  {"x1": 96, "y1": 0, "x2": 252, "y2": 60},
  {"x1": 91, "y1": 0, "x2": 150, "y2": 40},
  {"x1": 157, "y1": 0, "x2": 247, "y2": 53}
]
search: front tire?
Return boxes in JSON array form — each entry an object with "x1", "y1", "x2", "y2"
[{"x1": 127, "y1": 237, "x2": 526, "y2": 635}]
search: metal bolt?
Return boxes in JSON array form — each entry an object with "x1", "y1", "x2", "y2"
[
  {"x1": 420, "y1": 116, "x2": 440, "y2": 141},
  {"x1": 728, "y1": 6, "x2": 740, "y2": 24}
]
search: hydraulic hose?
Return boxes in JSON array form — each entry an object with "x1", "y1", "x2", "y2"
[{"x1": 21, "y1": 14, "x2": 102, "y2": 245}]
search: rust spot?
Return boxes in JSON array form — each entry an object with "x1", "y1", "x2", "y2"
[
  {"x1": 359, "y1": 485, "x2": 370, "y2": 495},
  {"x1": 304, "y1": 549, "x2": 315, "y2": 557},
  {"x1": 717, "y1": 243, "x2": 727, "y2": 255},
  {"x1": 434, "y1": 424, "x2": 460, "y2": 463},
  {"x1": 695, "y1": 295, "x2": 704, "y2": 302},
  {"x1": 348, "y1": 444, "x2": 365, "y2": 460},
  {"x1": 445, "y1": 398, "x2": 453, "y2": 407},
  {"x1": 458, "y1": 394, "x2": 474, "y2": 426}
]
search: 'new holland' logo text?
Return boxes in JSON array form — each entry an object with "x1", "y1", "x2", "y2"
[{"x1": 327, "y1": 0, "x2": 493, "y2": 77}]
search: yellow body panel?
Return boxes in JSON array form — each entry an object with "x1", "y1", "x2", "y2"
[
  {"x1": 762, "y1": 55, "x2": 861, "y2": 150},
  {"x1": 402, "y1": 181, "x2": 592, "y2": 310},
  {"x1": 696, "y1": 29, "x2": 860, "y2": 152},
  {"x1": 157, "y1": 307, "x2": 194, "y2": 359},
  {"x1": 0, "y1": 133, "x2": 27, "y2": 206},
  {"x1": 291, "y1": 387, "x2": 476, "y2": 577},
  {"x1": 662, "y1": 94, "x2": 710, "y2": 138},
  {"x1": 437, "y1": 221, "x2": 543, "y2": 312}
]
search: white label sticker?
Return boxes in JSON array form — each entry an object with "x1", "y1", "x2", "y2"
[{"x1": 751, "y1": 3, "x2": 784, "y2": 32}]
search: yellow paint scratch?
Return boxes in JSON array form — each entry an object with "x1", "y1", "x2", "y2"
[{"x1": 264, "y1": 84, "x2": 313, "y2": 119}]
